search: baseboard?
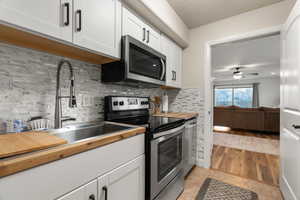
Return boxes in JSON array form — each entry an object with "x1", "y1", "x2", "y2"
[
  {"x1": 280, "y1": 176, "x2": 298, "y2": 200},
  {"x1": 196, "y1": 159, "x2": 210, "y2": 169}
]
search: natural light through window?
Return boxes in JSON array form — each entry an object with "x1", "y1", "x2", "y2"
[{"x1": 214, "y1": 86, "x2": 253, "y2": 108}]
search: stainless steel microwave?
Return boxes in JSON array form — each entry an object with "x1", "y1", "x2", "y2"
[{"x1": 102, "y1": 35, "x2": 166, "y2": 86}]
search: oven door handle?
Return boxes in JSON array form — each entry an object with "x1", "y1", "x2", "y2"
[
  {"x1": 153, "y1": 124, "x2": 185, "y2": 140},
  {"x1": 160, "y1": 58, "x2": 166, "y2": 81}
]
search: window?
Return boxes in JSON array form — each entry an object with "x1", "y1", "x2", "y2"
[{"x1": 214, "y1": 86, "x2": 253, "y2": 108}]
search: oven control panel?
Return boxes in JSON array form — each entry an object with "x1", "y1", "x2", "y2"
[{"x1": 108, "y1": 96, "x2": 149, "y2": 111}]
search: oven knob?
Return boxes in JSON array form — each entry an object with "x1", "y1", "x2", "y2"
[
  {"x1": 119, "y1": 101, "x2": 124, "y2": 106},
  {"x1": 113, "y1": 101, "x2": 118, "y2": 106}
]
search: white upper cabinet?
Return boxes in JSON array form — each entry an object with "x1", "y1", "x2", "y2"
[
  {"x1": 57, "y1": 179, "x2": 98, "y2": 200},
  {"x1": 98, "y1": 155, "x2": 145, "y2": 200},
  {"x1": 161, "y1": 34, "x2": 182, "y2": 88},
  {"x1": 122, "y1": 6, "x2": 161, "y2": 52},
  {"x1": 146, "y1": 25, "x2": 161, "y2": 52},
  {"x1": 0, "y1": 0, "x2": 73, "y2": 42},
  {"x1": 73, "y1": 0, "x2": 122, "y2": 58},
  {"x1": 122, "y1": 7, "x2": 145, "y2": 43},
  {"x1": 0, "y1": 0, "x2": 122, "y2": 59}
]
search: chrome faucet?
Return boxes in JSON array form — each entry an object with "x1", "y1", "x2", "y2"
[{"x1": 54, "y1": 60, "x2": 77, "y2": 129}]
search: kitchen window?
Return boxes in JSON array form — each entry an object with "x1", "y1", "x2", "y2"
[{"x1": 214, "y1": 85, "x2": 253, "y2": 108}]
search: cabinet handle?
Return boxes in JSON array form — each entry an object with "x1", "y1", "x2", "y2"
[
  {"x1": 147, "y1": 30, "x2": 150, "y2": 43},
  {"x1": 172, "y1": 71, "x2": 175, "y2": 80},
  {"x1": 63, "y1": 3, "x2": 70, "y2": 26},
  {"x1": 89, "y1": 194, "x2": 95, "y2": 200},
  {"x1": 142, "y1": 28, "x2": 146, "y2": 41},
  {"x1": 292, "y1": 124, "x2": 300, "y2": 129},
  {"x1": 76, "y1": 10, "x2": 82, "y2": 32},
  {"x1": 103, "y1": 186, "x2": 108, "y2": 200}
]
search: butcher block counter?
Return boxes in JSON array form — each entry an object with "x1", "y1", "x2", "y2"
[
  {"x1": 153, "y1": 112, "x2": 198, "y2": 120},
  {"x1": 0, "y1": 122, "x2": 145, "y2": 177}
]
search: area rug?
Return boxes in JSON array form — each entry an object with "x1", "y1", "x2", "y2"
[{"x1": 196, "y1": 178, "x2": 258, "y2": 200}]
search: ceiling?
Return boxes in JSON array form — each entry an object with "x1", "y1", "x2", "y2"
[
  {"x1": 167, "y1": 0, "x2": 283, "y2": 28},
  {"x1": 211, "y1": 34, "x2": 280, "y2": 81}
]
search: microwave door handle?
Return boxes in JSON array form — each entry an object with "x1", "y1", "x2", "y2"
[{"x1": 160, "y1": 59, "x2": 166, "y2": 81}]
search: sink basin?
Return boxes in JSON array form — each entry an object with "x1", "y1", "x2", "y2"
[{"x1": 50, "y1": 122, "x2": 132, "y2": 144}]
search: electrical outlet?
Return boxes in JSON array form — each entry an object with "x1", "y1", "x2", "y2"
[{"x1": 82, "y1": 95, "x2": 89, "y2": 107}]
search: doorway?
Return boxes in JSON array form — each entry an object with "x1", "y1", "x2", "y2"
[{"x1": 203, "y1": 26, "x2": 281, "y2": 186}]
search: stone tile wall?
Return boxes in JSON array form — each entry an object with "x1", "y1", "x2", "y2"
[
  {"x1": 0, "y1": 42, "x2": 162, "y2": 128},
  {"x1": 167, "y1": 88, "x2": 205, "y2": 164}
]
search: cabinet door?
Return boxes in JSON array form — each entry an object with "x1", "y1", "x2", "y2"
[
  {"x1": 174, "y1": 44, "x2": 182, "y2": 88},
  {"x1": 281, "y1": 128, "x2": 300, "y2": 199},
  {"x1": 0, "y1": 0, "x2": 72, "y2": 42},
  {"x1": 146, "y1": 25, "x2": 161, "y2": 52},
  {"x1": 99, "y1": 155, "x2": 145, "y2": 200},
  {"x1": 58, "y1": 179, "x2": 97, "y2": 200},
  {"x1": 161, "y1": 34, "x2": 178, "y2": 88},
  {"x1": 122, "y1": 7, "x2": 146, "y2": 43},
  {"x1": 281, "y1": 3, "x2": 300, "y2": 199},
  {"x1": 73, "y1": 0, "x2": 121, "y2": 58}
]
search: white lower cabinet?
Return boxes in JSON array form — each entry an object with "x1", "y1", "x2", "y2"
[
  {"x1": 57, "y1": 179, "x2": 97, "y2": 200},
  {"x1": 57, "y1": 155, "x2": 145, "y2": 200},
  {"x1": 98, "y1": 155, "x2": 145, "y2": 200}
]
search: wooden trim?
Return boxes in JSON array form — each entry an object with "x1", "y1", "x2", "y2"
[
  {"x1": 0, "y1": 24, "x2": 117, "y2": 65},
  {"x1": 0, "y1": 127, "x2": 145, "y2": 177},
  {"x1": 160, "y1": 85, "x2": 179, "y2": 90}
]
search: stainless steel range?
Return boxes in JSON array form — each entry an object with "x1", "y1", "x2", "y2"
[{"x1": 104, "y1": 96, "x2": 185, "y2": 200}]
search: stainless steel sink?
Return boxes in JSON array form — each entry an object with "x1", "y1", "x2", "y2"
[{"x1": 49, "y1": 122, "x2": 132, "y2": 144}]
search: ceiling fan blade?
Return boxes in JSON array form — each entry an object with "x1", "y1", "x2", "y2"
[
  {"x1": 239, "y1": 62, "x2": 275, "y2": 68},
  {"x1": 245, "y1": 72, "x2": 259, "y2": 76},
  {"x1": 214, "y1": 65, "x2": 245, "y2": 73}
]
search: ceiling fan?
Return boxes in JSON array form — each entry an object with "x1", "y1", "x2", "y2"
[
  {"x1": 214, "y1": 62, "x2": 273, "y2": 73},
  {"x1": 232, "y1": 67, "x2": 259, "y2": 80}
]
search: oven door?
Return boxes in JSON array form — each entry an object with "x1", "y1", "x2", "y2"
[
  {"x1": 150, "y1": 125, "x2": 184, "y2": 199},
  {"x1": 123, "y1": 35, "x2": 166, "y2": 85}
]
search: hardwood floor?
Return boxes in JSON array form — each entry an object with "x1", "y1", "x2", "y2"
[
  {"x1": 215, "y1": 129, "x2": 280, "y2": 140},
  {"x1": 211, "y1": 145, "x2": 280, "y2": 186},
  {"x1": 178, "y1": 167, "x2": 283, "y2": 200}
]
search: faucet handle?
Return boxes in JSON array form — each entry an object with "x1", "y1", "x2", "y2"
[{"x1": 61, "y1": 117, "x2": 76, "y2": 122}]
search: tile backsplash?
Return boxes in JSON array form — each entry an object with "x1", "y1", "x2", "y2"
[{"x1": 0, "y1": 42, "x2": 162, "y2": 129}]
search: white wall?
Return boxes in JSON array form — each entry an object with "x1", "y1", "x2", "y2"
[
  {"x1": 182, "y1": 0, "x2": 296, "y2": 92},
  {"x1": 214, "y1": 77, "x2": 280, "y2": 108}
]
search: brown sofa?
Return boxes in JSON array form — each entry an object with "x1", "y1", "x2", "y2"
[{"x1": 214, "y1": 106, "x2": 280, "y2": 133}]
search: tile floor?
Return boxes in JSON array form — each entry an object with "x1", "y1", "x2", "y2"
[{"x1": 178, "y1": 167, "x2": 283, "y2": 200}]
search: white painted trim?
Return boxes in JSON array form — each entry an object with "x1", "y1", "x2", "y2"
[
  {"x1": 202, "y1": 25, "x2": 282, "y2": 169},
  {"x1": 280, "y1": 176, "x2": 298, "y2": 200}
]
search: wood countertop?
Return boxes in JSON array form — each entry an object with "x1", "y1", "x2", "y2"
[
  {"x1": 153, "y1": 112, "x2": 198, "y2": 120},
  {"x1": 0, "y1": 123, "x2": 145, "y2": 177}
]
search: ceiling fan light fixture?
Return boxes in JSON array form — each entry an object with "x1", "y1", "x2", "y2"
[{"x1": 233, "y1": 73, "x2": 243, "y2": 79}]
